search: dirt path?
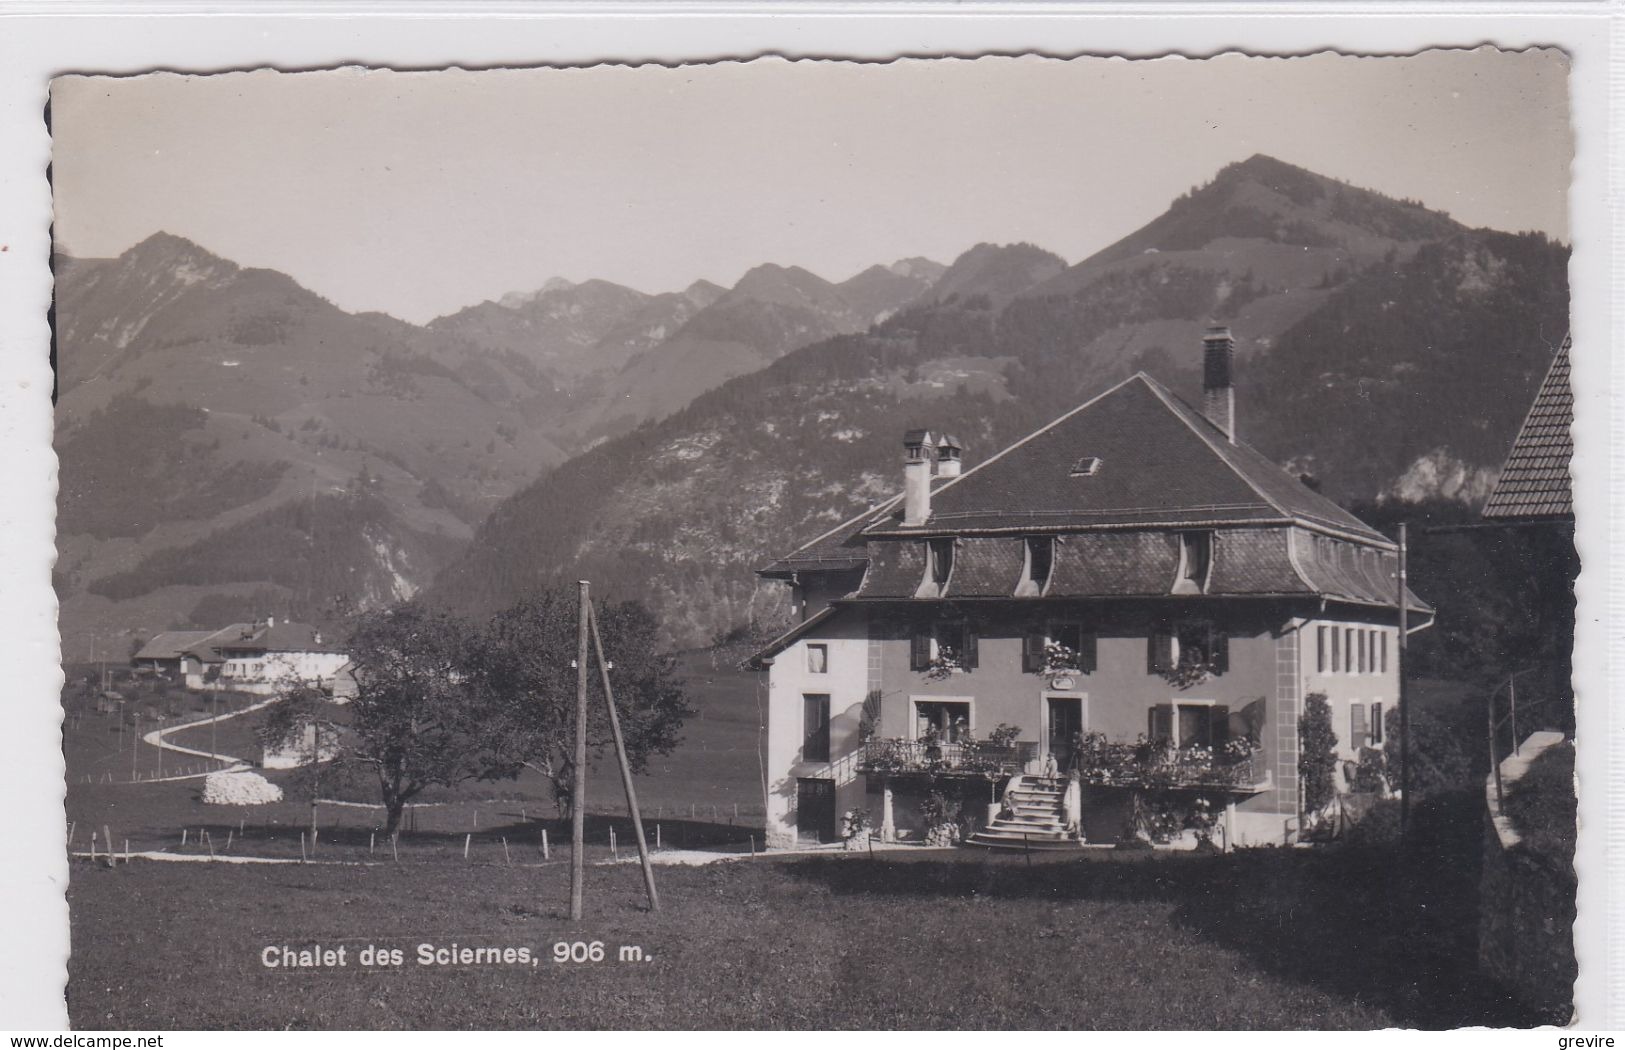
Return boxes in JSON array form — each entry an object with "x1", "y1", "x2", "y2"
[{"x1": 137, "y1": 696, "x2": 282, "y2": 781}]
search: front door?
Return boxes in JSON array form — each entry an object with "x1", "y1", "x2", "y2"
[
  {"x1": 797, "y1": 778, "x2": 837, "y2": 845},
  {"x1": 1047, "y1": 697, "x2": 1084, "y2": 771}
]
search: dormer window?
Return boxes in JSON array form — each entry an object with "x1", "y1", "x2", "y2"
[
  {"x1": 1017, "y1": 535, "x2": 1055, "y2": 596},
  {"x1": 930, "y1": 538, "x2": 954, "y2": 587},
  {"x1": 916, "y1": 538, "x2": 956, "y2": 598},
  {"x1": 1173, "y1": 531, "x2": 1213, "y2": 595}
]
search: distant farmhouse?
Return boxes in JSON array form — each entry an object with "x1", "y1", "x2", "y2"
[
  {"x1": 751, "y1": 327, "x2": 1430, "y2": 850},
  {"x1": 134, "y1": 618, "x2": 349, "y2": 695}
]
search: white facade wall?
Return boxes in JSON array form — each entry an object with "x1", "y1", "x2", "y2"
[
  {"x1": 1301, "y1": 619, "x2": 1399, "y2": 764},
  {"x1": 763, "y1": 612, "x2": 870, "y2": 849},
  {"x1": 217, "y1": 650, "x2": 351, "y2": 695}
]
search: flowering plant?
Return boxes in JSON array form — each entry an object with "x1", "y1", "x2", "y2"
[
  {"x1": 1159, "y1": 655, "x2": 1218, "y2": 690},
  {"x1": 1039, "y1": 642, "x2": 1080, "y2": 675},
  {"x1": 925, "y1": 646, "x2": 962, "y2": 680},
  {"x1": 841, "y1": 808, "x2": 871, "y2": 840}
]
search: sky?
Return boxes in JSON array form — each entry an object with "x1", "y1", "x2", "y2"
[{"x1": 51, "y1": 47, "x2": 1572, "y2": 325}]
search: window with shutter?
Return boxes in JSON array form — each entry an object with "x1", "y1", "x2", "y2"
[
  {"x1": 961, "y1": 627, "x2": 979, "y2": 670},
  {"x1": 1350, "y1": 703, "x2": 1369, "y2": 749},
  {"x1": 1148, "y1": 628, "x2": 1175, "y2": 673},
  {"x1": 1370, "y1": 702, "x2": 1384, "y2": 744},
  {"x1": 1148, "y1": 703, "x2": 1174, "y2": 743},
  {"x1": 1022, "y1": 632, "x2": 1046, "y2": 673},
  {"x1": 910, "y1": 632, "x2": 931, "y2": 671},
  {"x1": 1076, "y1": 631, "x2": 1098, "y2": 674},
  {"x1": 1317, "y1": 625, "x2": 1328, "y2": 673}
]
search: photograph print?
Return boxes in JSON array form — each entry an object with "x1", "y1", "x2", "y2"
[{"x1": 50, "y1": 47, "x2": 1577, "y2": 1030}]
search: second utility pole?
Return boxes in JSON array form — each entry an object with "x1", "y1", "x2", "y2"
[{"x1": 570, "y1": 580, "x2": 591, "y2": 922}]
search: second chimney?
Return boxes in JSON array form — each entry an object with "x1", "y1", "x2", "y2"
[
  {"x1": 936, "y1": 434, "x2": 964, "y2": 478},
  {"x1": 1202, "y1": 325, "x2": 1236, "y2": 443},
  {"x1": 903, "y1": 429, "x2": 936, "y2": 526}
]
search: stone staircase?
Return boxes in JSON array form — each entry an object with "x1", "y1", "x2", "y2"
[{"x1": 966, "y1": 774, "x2": 1083, "y2": 851}]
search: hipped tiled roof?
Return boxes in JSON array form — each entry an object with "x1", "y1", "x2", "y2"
[
  {"x1": 1483, "y1": 336, "x2": 1572, "y2": 521},
  {"x1": 851, "y1": 529, "x2": 1429, "y2": 612},
  {"x1": 861, "y1": 374, "x2": 1388, "y2": 544},
  {"x1": 133, "y1": 630, "x2": 218, "y2": 661}
]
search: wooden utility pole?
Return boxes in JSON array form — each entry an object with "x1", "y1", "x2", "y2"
[
  {"x1": 569, "y1": 581, "x2": 590, "y2": 922},
  {"x1": 1397, "y1": 522, "x2": 1410, "y2": 839},
  {"x1": 589, "y1": 602, "x2": 660, "y2": 911}
]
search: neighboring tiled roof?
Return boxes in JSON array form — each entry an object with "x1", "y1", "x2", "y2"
[
  {"x1": 133, "y1": 630, "x2": 218, "y2": 661},
  {"x1": 217, "y1": 621, "x2": 343, "y2": 654},
  {"x1": 861, "y1": 374, "x2": 1389, "y2": 544},
  {"x1": 1483, "y1": 336, "x2": 1572, "y2": 521},
  {"x1": 179, "y1": 624, "x2": 254, "y2": 663},
  {"x1": 758, "y1": 496, "x2": 900, "y2": 578}
]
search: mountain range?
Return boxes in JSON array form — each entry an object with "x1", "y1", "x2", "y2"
[
  {"x1": 52, "y1": 229, "x2": 945, "y2": 657},
  {"x1": 425, "y1": 154, "x2": 1571, "y2": 648},
  {"x1": 54, "y1": 154, "x2": 1570, "y2": 658}
]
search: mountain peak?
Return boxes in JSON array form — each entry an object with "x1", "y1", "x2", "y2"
[
  {"x1": 924, "y1": 242, "x2": 1067, "y2": 305},
  {"x1": 120, "y1": 231, "x2": 231, "y2": 269}
]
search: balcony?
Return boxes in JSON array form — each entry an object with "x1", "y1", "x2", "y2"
[
  {"x1": 1071, "y1": 735, "x2": 1268, "y2": 793},
  {"x1": 857, "y1": 737, "x2": 1039, "y2": 779}
]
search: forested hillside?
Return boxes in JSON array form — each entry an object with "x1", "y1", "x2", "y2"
[{"x1": 429, "y1": 156, "x2": 1570, "y2": 648}]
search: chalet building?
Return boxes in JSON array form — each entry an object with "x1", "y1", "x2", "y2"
[
  {"x1": 131, "y1": 630, "x2": 220, "y2": 676},
  {"x1": 177, "y1": 618, "x2": 349, "y2": 694},
  {"x1": 750, "y1": 327, "x2": 1431, "y2": 850}
]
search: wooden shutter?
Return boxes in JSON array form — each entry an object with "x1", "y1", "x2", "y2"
[
  {"x1": 1077, "y1": 631, "x2": 1098, "y2": 674},
  {"x1": 1209, "y1": 628, "x2": 1229, "y2": 673},
  {"x1": 962, "y1": 626, "x2": 979, "y2": 670},
  {"x1": 1350, "y1": 703, "x2": 1369, "y2": 749},
  {"x1": 910, "y1": 631, "x2": 931, "y2": 671},
  {"x1": 1148, "y1": 628, "x2": 1175, "y2": 673},
  {"x1": 1211, "y1": 704, "x2": 1230, "y2": 746},
  {"x1": 1148, "y1": 703, "x2": 1174, "y2": 743},
  {"x1": 1370, "y1": 702, "x2": 1384, "y2": 744},
  {"x1": 1022, "y1": 632, "x2": 1046, "y2": 673}
]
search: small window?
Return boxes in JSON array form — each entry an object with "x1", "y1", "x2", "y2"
[
  {"x1": 1173, "y1": 531, "x2": 1212, "y2": 594},
  {"x1": 802, "y1": 694, "x2": 831, "y2": 763},
  {"x1": 806, "y1": 644, "x2": 828, "y2": 674},
  {"x1": 1317, "y1": 626, "x2": 1328, "y2": 673},
  {"x1": 1149, "y1": 702, "x2": 1229, "y2": 749},
  {"x1": 1148, "y1": 621, "x2": 1228, "y2": 676},
  {"x1": 1350, "y1": 703, "x2": 1369, "y2": 749},
  {"x1": 1357, "y1": 631, "x2": 1367, "y2": 674},
  {"x1": 1331, "y1": 627, "x2": 1342, "y2": 673},
  {"x1": 1019, "y1": 536, "x2": 1054, "y2": 596},
  {"x1": 1379, "y1": 632, "x2": 1389, "y2": 674},
  {"x1": 1370, "y1": 702, "x2": 1384, "y2": 745},
  {"x1": 914, "y1": 700, "x2": 972, "y2": 742},
  {"x1": 1344, "y1": 628, "x2": 1355, "y2": 674},
  {"x1": 1069, "y1": 456, "x2": 1102, "y2": 477},
  {"x1": 910, "y1": 622, "x2": 979, "y2": 672}
]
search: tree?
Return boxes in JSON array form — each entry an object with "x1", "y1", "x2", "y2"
[
  {"x1": 264, "y1": 602, "x2": 509, "y2": 836},
  {"x1": 472, "y1": 592, "x2": 691, "y2": 818},
  {"x1": 1299, "y1": 692, "x2": 1338, "y2": 817}
]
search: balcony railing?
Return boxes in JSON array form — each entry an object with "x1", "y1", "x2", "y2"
[
  {"x1": 857, "y1": 737, "x2": 1038, "y2": 778},
  {"x1": 1071, "y1": 738, "x2": 1266, "y2": 792}
]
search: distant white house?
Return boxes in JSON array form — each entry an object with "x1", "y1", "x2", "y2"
[{"x1": 178, "y1": 618, "x2": 349, "y2": 694}]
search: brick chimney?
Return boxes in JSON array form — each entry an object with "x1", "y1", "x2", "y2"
[
  {"x1": 1202, "y1": 325, "x2": 1236, "y2": 443},
  {"x1": 936, "y1": 434, "x2": 964, "y2": 478},
  {"x1": 903, "y1": 429, "x2": 936, "y2": 526}
]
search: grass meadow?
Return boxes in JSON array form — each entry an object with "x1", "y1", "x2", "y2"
[{"x1": 60, "y1": 658, "x2": 1546, "y2": 1030}]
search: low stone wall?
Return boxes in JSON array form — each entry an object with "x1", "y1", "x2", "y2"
[{"x1": 1479, "y1": 736, "x2": 1576, "y2": 1024}]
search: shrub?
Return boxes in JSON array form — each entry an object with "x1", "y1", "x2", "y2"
[{"x1": 1299, "y1": 692, "x2": 1338, "y2": 816}]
